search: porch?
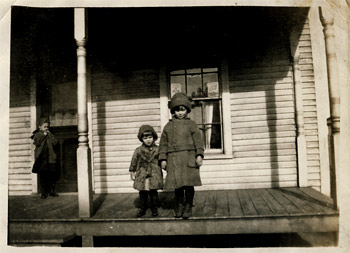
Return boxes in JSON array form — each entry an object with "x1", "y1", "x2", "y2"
[{"x1": 8, "y1": 187, "x2": 338, "y2": 247}]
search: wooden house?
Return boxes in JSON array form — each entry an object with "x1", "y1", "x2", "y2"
[{"x1": 4, "y1": 0, "x2": 349, "y2": 248}]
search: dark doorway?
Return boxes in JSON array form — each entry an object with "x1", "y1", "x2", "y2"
[{"x1": 31, "y1": 7, "x2": 78, "y2": 193}]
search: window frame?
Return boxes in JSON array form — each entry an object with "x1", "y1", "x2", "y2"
[
  {"x1": 169, "y1": 67, "x2": 223, "y2": 153},
  {"x1": 159, "y1": 60, "x2": 233, "y2": 159}
]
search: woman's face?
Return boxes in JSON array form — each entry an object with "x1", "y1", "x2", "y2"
[
  {"x1": 174, "y1": 106, "x2": 188, "y2": 119},
  {"x1": 39, "y1": 123, "x2": 49, "y2": 133}
]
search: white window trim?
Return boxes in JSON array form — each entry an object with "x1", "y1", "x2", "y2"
[{"x1": 159, "y1": 60, "x2": 233, "y2": 160}]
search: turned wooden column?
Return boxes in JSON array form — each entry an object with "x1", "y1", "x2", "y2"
[
  {"x1": 319, "y1": 7, "x2": 340, "y2": 207},
  {"x1": 75, "y1": 8, "x2": 93, "y2": 217},
  {"x1": 290, "y1": 26, "x2": 308, "y2": 187}
]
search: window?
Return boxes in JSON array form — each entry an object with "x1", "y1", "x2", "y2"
[{"x1": 169, "y1": 67, "x2": 223, "y2": 153}]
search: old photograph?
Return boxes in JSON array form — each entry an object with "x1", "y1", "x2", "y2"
[{"x1": 1, "y1": 0, "x2": 349, "y2": 251}]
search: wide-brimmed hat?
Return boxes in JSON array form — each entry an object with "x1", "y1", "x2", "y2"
[{"x1": 169, "y1": 92, "x2": 192, "y2": 113}]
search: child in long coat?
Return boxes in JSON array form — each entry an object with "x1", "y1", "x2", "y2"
[
  {"x1": 129, "y1": 125, "x2": 163, "y2": 217},
  {"x1": 159, "y1": 92, "x2": 204, "y2": 219},
  {"x1": 31, "y1": 119, "x2": 59, "y2": 199}
]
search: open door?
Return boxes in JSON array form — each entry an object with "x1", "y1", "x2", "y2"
[{"x1": 37, "y1": 80, "x2": 78, "y2": 193}]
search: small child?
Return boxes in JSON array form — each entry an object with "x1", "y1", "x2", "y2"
[
  {"x1": 159, "y1": 92, "x2": 204, "y2": 219},
  {"x1": 31, "y1": 119, "x2": 59, "y2": 199},
  {"x1": 129, "y1": 125, "x2": 164, "y2": 217}
]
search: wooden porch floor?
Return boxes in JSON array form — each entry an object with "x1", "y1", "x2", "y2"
[{"x1": 8, "y1": 187, "x2": 338, "y2": 245}]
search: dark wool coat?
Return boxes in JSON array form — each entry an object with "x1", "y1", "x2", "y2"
[
  {"x1": 32, "y1": 131, "x2": 58, "y2": 174},
  {"x1": 129, "y1": 144, "x2": 163, "y2": 191},
  {"x1": 159, "y1": 118, "x2": 204, "y2": 190}
]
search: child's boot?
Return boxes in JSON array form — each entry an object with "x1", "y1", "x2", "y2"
[
  {"x1": 174, "y1": 188, "x2": 184, "y2": 218},
  {"x1": 182, "y1": 187, "x2": 194, "y2": 219},
  {"x1": 150, "y1": 190, "x2": 159, "y2": 217},
  {"x1": 49, "y1": 184, "x2": 59, "y2": 197},
  {"x1": 41, "y1": 192, "x2": 48, "y2": 199},
  {"x1": 137, "y1": 191, "x2": 148, "y2": 217}
]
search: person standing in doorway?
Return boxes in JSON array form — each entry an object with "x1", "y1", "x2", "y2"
[{"x1": 31, "y1": 118, "x2": 59, "y2": 199}]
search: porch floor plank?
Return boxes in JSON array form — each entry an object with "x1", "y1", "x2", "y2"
[
  {"x1": 278, "y1": 188, "x2": 318, "y2": 214},
  {"x1": 266, "y1": 188, "x2": 301, "y2": 214},
  {"x1": 40, "y1": 197, "x2": 78, "y2": 219},
  {"x1": 247, "y1": 189, "x2": 273, "y2": 216},
  {"x1": 192, "y1": 189, "x2": 208, "y2": 217},
  {"x1": 237, "y1": 189, "x2": 258, "y2": 216},
  {"x1": 258, "y1": 188, "x2": 288, "y2": 215},
  {"x1": 198, "y1": 191, "x2": 217, "y2": 217},
  {"x1": 214, "y1": 191, "x2": 229, "y2": 217},
  {"x1": 227, "y1": 189, "x2": 244, "y2": 217},
  {"x1": 93, "y1": 193, "x2": 134, "y2": 219},
  {"x1": 8, "y1": 188, "x2": 339, "y2": 238},
  {"x1": 158, "y1": 192, "x2": 174, "y2": 218},
  {"x1": 282, "y1": 187, "x2": 336, "y2": 214},
  {"x1": 299, "y1": 187, "x2": 335, "y2": 208}
]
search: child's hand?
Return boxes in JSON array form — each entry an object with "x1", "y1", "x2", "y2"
[
  {"x1": 130, "y1": 172, "x2": 136, "y2": 181},
  {"x1": 161, "y1": 161, "x2": 167, "y2": 170},
  {"x1": 196, "y1": 156, "x2": 203, "y2": 168}
]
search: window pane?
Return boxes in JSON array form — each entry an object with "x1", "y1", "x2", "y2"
[
  {"x1": 170, "y1": 75, "x2": 186, "y2": 97},
  {"x1": 204, "y1": 73, "x2": 219, "y2": 98},
  {"x1": 186, "y1": 68, "x2": 201, "y2": 74},
  {"x1": 187, "y1": 74, "x2": 202, "y2": 98},
  {"x1": 203, "y1": 73, "x2": 218, "y2": 83},
  {"x1": 191, "y1": 103, "x2": 206, "y2": 147},
  {"x1": 190, "y1": 103, "x2": 203, "y2": 125},
  {"x1": 203, "y1": 100, "x2": 222, "y2": 149},
  {"x1": 209, "y1": 123, "x2": 222, "y2": 149},
  {"x1": 203, "y1": 67, "x2": 218, "y2": 73},
  {"x1": 170, "y1": 70, "x2": 185, "y2": 75}
]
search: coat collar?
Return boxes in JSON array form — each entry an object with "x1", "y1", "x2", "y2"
[
  {"x1": 170, "y1": 117, "x2": 190, "y2": 122},
  {"x1": 141, "y1": 143, "x2": 157, "y2": 151}
]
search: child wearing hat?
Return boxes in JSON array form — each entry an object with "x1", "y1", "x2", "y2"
[
  {"x1": 129, "y1": 125, "x2": 164, "y2": 217},
  {"x1": 159, "y1": 92, "x2": 204, "y2": 219}
]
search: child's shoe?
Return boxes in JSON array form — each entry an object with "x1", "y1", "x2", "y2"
[
  {"x1": 174, "y1": 203, "x2": 184, "y2": 218},
  {"x1": 50, "y1": 184, "x2": 59, "y2": 197},
  {"x1": 137, "y1": 208, "x2": 147, "y2": 217},
  {"x1": 182, "y1": 204, "x2": 192, "y2": 219},
  {"x1": 41, "y1": 193, "x2": 48, "y2": 199},
  {"x1": 151, "y1": 208, "x2": 158, "y2": 217}
]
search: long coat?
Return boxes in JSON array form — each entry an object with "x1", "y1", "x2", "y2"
[
  {"x1": 159, "y1": 118, "x2": 204, "y2": 190},
  {"x1": 129, "y1": 144, "x2": 163, "y2": 191},
  {"x1": 32, "y1": 131, "x2": 58, "y2": 174}
]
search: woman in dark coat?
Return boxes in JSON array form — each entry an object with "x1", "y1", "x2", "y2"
[
  {"x1": 159, "y1": 92, "x2": 204, "y2": 219},
  {"x1": 31, "y1": 119, "x2": 59, "y2": 199}
]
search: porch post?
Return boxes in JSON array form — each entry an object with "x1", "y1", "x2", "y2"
[
  {"x1": 289, "y1": 26, "x2": 308, "y2": 187},
  {"x1": 75, "y1": 8, "x2": 93, "y2": 217},
  {"x1": 319, "y1": 7, "x2": 340, "y2": 208}
]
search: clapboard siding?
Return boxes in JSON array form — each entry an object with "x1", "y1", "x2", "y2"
[
  {"x1": 229, "y1": 60, "x2": 297, "y2": 188},
  {"x1": 299, "y1": 19, "x2": 321, "y2": 189},
  {"x1": 91, "y1": 68, "x2": 161, "y2": 193},
  {"x1": 93, "y1": 161, "x2": 298, "y2": 175},
  {"x1": 8, "y1": 103, "x2": 33, "y2": 195}
]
